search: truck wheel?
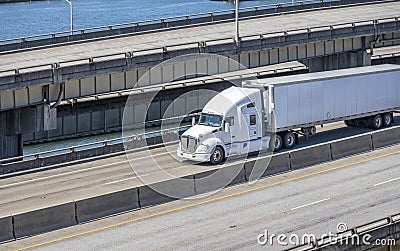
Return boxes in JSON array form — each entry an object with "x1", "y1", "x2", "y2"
[
  {"x1": 210, "y1": 146, "x2": 224, "y2": 165},
  {"x1": 383, "y1": 113, "x2": 393, "y2": 127},
  {"x1": 310, "y1": 126, "x2": 317, "y2": 136},
  {"x1": 370, "y1": 114, "x2": 383, "y2": 129},
  {"x1": 283, "y1": 131, "x2": 295, "y2": 149},
  {"x1": 274, "y1": 134, "x2": 282, "y2": 152}
]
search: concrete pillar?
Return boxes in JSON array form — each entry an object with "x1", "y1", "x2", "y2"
[
  {"x1": 0, "y1": 105, "x2": 57, "y2": 159},
  {"x1": 302, "y1": 51, "x2": 371, "y2": 72}
]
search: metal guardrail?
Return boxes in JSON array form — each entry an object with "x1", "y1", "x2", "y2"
[
  {"x1": 289, "y1": 213, "x2": 400, "y2": 250},
  {"x1": 0, "y1": 120, "x2": 192, "y2": 165},
  {"x1": 0, "y1": 16, "x2": 398, "y2": 77},
  {"x1": 372, "y1": 52, "x2": 400, "y2": 59},
  {"x1": 0, "y1": 0, "x2": 333, "y2": 46}
]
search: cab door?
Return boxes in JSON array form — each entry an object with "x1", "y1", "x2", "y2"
[
  {"x1": 242, "y1": 102, "x2": 259, "y2": 141},
  {"x1": 246, "y1": 114, "x2": 258, "y2": 140}
]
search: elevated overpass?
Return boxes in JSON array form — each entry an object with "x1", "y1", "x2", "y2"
[
  {"x1": 0, "y1": 0, "x2": 399, "y2": 105},
  {"x1": 0, "y1": 0, "x2": 399, "y2": 159}
]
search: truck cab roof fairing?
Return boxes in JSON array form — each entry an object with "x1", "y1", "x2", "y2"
[{"x1": 202, "y1": 87, "x2": 259, "y2": 115}]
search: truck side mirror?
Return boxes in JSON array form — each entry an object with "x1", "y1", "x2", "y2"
[
  {"x1": 192, "y1": 117, "x2": 196, "y2": 126},
  {"x1": 224, "y1": 122, "x2": 229, "y2": 133}
]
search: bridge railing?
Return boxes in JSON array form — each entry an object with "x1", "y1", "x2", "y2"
[
  {"x1": 0, "y1": 15, "x2": 398, "y2": 78},
  {"x1": 0, "y1": 117, "x2": 193, "y2": 165},
  {"x1": 372, "y1": 52, "x2": 400, "y2": 59},
  {"x1": 289, "y1": 212, "x2": 400, "y2": 250},
  {"x1": 0, "y1": 0, "x2": 339, "y2": 49}
]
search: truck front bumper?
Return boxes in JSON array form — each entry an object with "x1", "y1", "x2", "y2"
[{"x1": 177, "y1": 150, "x2": 211, "y2": 162}]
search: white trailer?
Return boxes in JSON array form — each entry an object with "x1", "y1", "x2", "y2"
[{"x1": 177, "y1": 64, "x2": 400, "y2": 164}]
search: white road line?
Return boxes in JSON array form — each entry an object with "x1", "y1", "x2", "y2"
[
  {"x1": 290, "y1": 198, "x2": 331, "y2": 211},
  {"x1": 0, "y1": 152, "x2": 169, "y2": 189},
  {"x1": 104, "y1": 177, "x2": 138, "y2": 185},
  {"x1": 104, "y1": 174, "x2": 149, "y2": 185},
  {"x1": 373, "y1": 176, "x2": 400, "y2": 187}
]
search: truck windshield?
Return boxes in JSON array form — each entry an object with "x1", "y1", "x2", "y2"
[{"x1": 198, "y1": 113, "x2": 223, "y2": 127}]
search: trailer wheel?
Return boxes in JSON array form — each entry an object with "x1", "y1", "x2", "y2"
[
  {"x1": 283, "y1": 131, "x2": 295, "y2": 149},
  {"x1": 383, "y1": 113, "x2": 393, "y2": 127},
  {"x1": 273, "y1": 134, "x2": 282, "y2": 152},
  {"x1": 369, "y1": 114, "x2": 383, "y2": 129},
  {"x1": 310, "y1": 126, "x2": 317, "y2": 136},
  {"x1": 210, "y1": 146, "x2": 224, "y2": 165}
]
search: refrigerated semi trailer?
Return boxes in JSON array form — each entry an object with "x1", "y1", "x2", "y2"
[{"x1": 177, "y1": 64, "x2": 400, "y2": 164}]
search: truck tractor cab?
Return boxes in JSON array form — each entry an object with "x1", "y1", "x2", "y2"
[{"x1": 177, "y1": 87, "x2": 269, "y2": 164}]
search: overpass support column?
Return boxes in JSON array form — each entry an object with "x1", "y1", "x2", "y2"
[
  {"x1": 302, "y1": 51, "x2": 371, "y2": 72},
  {"x1": 0, "y1": 105, "x2": 56, "y2": 159}
]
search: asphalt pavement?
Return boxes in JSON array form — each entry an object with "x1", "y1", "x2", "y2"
[{"x1": 2, "y1": 140, "x2": 399, "y2": 251}]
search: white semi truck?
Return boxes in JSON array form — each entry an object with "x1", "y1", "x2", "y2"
[{"x1": 177, "y1": 64, "x2": 400, "y2": 164}]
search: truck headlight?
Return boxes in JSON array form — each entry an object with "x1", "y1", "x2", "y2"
[{"x1": 196, "y1": 144, "x2": 209, "y2": 153}]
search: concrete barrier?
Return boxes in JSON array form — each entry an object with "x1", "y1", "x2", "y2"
[
  {"x1": 13, "y1": 202, "x2": 76, "y2": 238},
  {"x1": 0, "y1": 0, "x2": 378, "y2": 52},
  {"x1": 331, "y1": 133, "x2": 373, "y2": 160},
  {"x1": 138, "y1": 175, "x2": 195, "y2": 208},
  {"x1": 371, "y1": 126, "x2": 400, "y2": 149},
  {"x1": 245, "y1": 152, "x2": 290, "y2": 181},
  {"x1": 194, "y1": 163, "x2": 246, "y2": 194},
  {"x1": 290, "y1": 143, "x2": 332, "y2": 170},
  {"x1": 75, "y1": 188, "x2": 140, "y2": 223},
  {"x1": 0, "y1": 215, "x2": 14, "y2": 242}
]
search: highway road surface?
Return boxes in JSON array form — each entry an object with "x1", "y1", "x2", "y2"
[
  {"x1": 0, "y1": 118, "x2": 398, "y2": 216},
  {"x1": 2, "y1": 139, "x2": 400, "y2": 250},
  {"x1": 1, "y1": 1, "x2": 399, "y2": 72},
  {"x1": 0, "y1": 119, "x2": 397, "y2": 216}
]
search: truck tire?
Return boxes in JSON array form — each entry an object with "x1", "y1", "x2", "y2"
[
  {"x1": 283, "y1": 131, "x2": 295, "y2": 149},
  {"x1": 383, "y1": 113, "x2": 393, "y2": 127},
  {"x1": 310, "y1": 126, "x2": 317, "y2": 136},
  {"x1": 369, "y1": 114, "x2": 383, "y2": 129},
  {"x1": 274, "y1": 134, "x2": 282, "y2": 152},
  {"x1": 210, "y1": 146, "x2": 224, "y2": 165}
]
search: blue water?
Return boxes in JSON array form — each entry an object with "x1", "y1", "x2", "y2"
[
  {"x1": 1, "y1": 0, "x2": 280, "y2": 154},
  {"x1": 0, "y1": 0, "x2": 280, "y2": 40}
]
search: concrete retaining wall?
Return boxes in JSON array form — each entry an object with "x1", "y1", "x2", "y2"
[
  {"x1": 331, "y1": 134, "x2": 373, "y2": 160},
  {"x1": 75, "y1": 188, "x2": 140, "y2": 223},
  {"x1": 0, "y1": 215, "x2": 14, "y2": 242},
  {"x1": 244, "y1": 152, "x2": 290, "y2": 181},
  {"x1": 290, "y1": 143, "x2": 332, "y2": 170},
  {"x1": 194, "y1": 164, "x2": 246, "y2": 194},
  {"x1": 1, "y1": 126, "x2": 399, "y2": 243},
  {"x1": 372, "y1": 126, "x2": 400, "y2": 149},
  {"x1": 138, "y1": 176, "x2": 196, "y2": 208},
  {"x1": 13, "y1": 202, "x2": 76, "y2": 238}
]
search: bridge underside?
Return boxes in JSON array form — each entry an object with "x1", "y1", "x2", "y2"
[{"x1": 4, "y1": 33, "x2": 400, "y2": 111}]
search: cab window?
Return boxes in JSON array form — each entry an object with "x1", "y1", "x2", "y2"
[
  {"x1": 225, "y1": 116, "x2": 234, "y2": 126},
  {"x1": 250, "y1": 115, "x2": 256, "y2": 125}
]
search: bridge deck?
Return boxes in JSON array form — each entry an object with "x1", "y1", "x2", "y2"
[{"x1": 0, "y1": 1, "x2": 399, "y2": 73}]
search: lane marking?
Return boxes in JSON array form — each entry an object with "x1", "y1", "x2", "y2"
[
  {"x1": 0, "y1": 152, "x2": 168, "y2": 189},
  {"x1": 104, "y1": 177, "x2": 138, "y2": 185},
  {"x1": 16, "y1": 150, "x2": 400, "y2": 251},
  {"x1": 290, "y1": 198, "x2": 331, "y2": 211},
  {"x1": 104, "y1": 174, "x2": 149, "y2": 185},
  {"x1": 373, "y1": 176, "x2": 400, "y2": 187}
]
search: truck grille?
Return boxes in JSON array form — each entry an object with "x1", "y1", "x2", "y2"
[{"x1": 181, "y1": 136, "x2": 197, "y2": 153}]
